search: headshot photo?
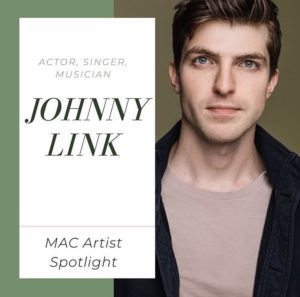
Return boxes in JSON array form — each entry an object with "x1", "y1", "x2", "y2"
[{"x1": 114, "y1": 0, "x2": 300, "y2": 296}]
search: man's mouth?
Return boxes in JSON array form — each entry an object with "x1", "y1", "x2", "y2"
[{"x1": 207, "y1": 105, "x2": 241, "y2": 115}]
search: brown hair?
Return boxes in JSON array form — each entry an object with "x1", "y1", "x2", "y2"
[{"x1": 172, "y1": 0, "x2": 281, "y2": 76}]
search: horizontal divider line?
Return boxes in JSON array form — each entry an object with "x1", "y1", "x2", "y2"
[{"x1": 20, "y1": 225, "x2": 155, "y2": 228}]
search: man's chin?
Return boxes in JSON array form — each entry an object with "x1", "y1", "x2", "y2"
[{"x1": 201, "y1": 133, "x2": 241, "y2": 145}]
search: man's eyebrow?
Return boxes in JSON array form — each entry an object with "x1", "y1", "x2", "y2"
[
  {"x1": 236, "y1": 54, "x2": 267, "y2": 64},
  {"x1": 184, "y1": 47, "x2": 219, "y2": 60},
  {"x1": 183, "y1": 46, "x2": 268, "y2": 64}
]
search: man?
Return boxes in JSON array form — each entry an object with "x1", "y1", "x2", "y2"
[{"x1": 115, "y1": 0, "x2": 300, "y2": 296}]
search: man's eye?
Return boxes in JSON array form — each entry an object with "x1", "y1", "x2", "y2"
[
  {"x1": 240, "y1": 60, "x2": 258, "y2": 69},
  {"x1": 194, "y1": 56, "x2": 210, "y2": 64}
]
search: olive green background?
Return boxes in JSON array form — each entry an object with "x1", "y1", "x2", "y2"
[
  {"x1": 1, "y1": 1, "x2": 114, "y2": 296},
  {"x1": 115, "y1": 0, "x2": 300, "y2": 154}
]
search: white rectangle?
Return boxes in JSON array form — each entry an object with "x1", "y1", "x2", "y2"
[{"x1": 19, "y1": 18, "x2": 155, "y2": 278}]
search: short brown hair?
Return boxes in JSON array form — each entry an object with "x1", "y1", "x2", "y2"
[{"x1": 172, "y1": 0, "x2": 281, "y2": 76}]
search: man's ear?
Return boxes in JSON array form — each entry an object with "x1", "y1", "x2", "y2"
[
  {"x1": 169, "y1": 62, "x2": 180, "y2": 93},
  {"x1": 266, "y1": 69, "x2": 279, "y2": 99}
]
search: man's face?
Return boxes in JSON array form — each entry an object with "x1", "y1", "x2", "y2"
[{"x1": 169, "y1": 20, "x2": 279, "y2": 144}]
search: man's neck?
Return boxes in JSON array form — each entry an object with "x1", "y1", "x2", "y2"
[{"x1": 168, "y1": 122, "x2": 265, "y2": 192}]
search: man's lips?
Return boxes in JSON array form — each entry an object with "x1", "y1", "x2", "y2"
[{"x1": 206, "y1": 106, "x2": 241, "y2": 115}]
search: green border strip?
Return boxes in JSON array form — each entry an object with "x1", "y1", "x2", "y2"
[{"x1": 0, "y1": 1, "x2": 113, "y2": 296}]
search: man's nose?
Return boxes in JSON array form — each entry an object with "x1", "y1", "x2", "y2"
[{"x1": 213, "y1": 64, "x2": 235, "y2": 96}]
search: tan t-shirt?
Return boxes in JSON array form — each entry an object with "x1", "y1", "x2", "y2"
[{"x1": 162, "y1": 166, "x2": 272, "y2": 297}]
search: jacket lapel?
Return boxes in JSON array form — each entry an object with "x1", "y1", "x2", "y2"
[{"x1": 253, "y1": 126, "x2": 300, "y2": 297}]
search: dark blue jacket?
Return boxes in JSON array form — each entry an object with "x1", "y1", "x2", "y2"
[{"x1": 115, "y1": 122, "x2": 300, "y2": 297}]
